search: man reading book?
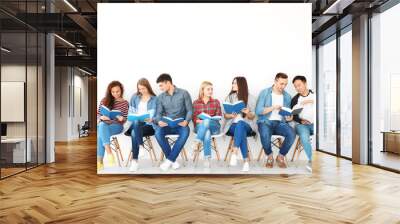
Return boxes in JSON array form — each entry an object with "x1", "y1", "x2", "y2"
[
  {"x1": 290, "y1": 75, "x2": 315, "y2": 170},
  {"x1": 255, "y1": 72, "x2": 296, "y2": 168},
  {"x1": 154, "y1": 73, "x2": 193, "y2": 171}
]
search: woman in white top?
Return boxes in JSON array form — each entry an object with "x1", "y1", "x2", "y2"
[
  {"x1": 222, "y1": 76, "x2": 257, "y2": 172},
  {"x1": 128, "y1": 78, "x2": 158, "y2": 172}
]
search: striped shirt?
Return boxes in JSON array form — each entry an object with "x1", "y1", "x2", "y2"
[
  {"x1": 192, "y1": 97, "x2": 222, "y2": 128},
  {"x1": 97, "y1": 98, "x2": 129, "y2": 124}
]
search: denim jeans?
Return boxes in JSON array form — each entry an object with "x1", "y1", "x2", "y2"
[
  {"x1": 258, "y1": 120, "x2": 295, "y2": 156},
  {"x1": 295, "y1": 123, "x2": 314, "y2": 161},
  {"x1": 97, "y1": 121, "x2": 123, "y2": 158},
  {"x1": 155, "y1": 125, "x2": 190, "y2": 162},
  {"x1": 227, "y1": 120, "x2": 253, "y2": 159},
  {"x1": 130, "y1": 121, "x2": 155, "y2": 160},
  {"x1": 194, "y1": 119, "x2": 221, "y2": 157}
]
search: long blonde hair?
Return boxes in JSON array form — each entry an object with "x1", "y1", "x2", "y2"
[{"x1": 198, "y1": 81, "x2": 213, "y2": 100}]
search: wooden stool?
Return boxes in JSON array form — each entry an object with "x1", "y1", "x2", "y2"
[
  {"x1": 159, "y1": 134, "x2": 189, "y2": 166},
  {"x1": 110, "y1": 136, "x2": 124, "y2": 167},
  {"x1": 257, "y1": 136, "x2": 283, "y2": 162},
  {"x1": 125, "y1": 135, "x2": 158, "y2": 167},
  {"x1": 223, "y1": 131, "x2": 256, "y2": 165},
  {"x1": 192, "y1": 133, "x2": 223, "y2": 165}
]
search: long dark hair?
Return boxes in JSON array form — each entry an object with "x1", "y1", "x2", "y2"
[
  {"x1": 103, "y1": 80, "x2": 124, "y2": 109},
  {"x1": 136, "y1": 78, "x2": 156, "y2": 96},
  {"x1": 229, "y1": 76, "x2": 249, "y2": 106}
]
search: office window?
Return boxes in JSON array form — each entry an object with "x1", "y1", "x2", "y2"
[
  {"x1": 371, "y1": 3, "x2": 400, "y2": 171},
  {"x1": 318, "y1": 36, "x2": 337, "y2": 154},
  {"x1": 0, "y1": 2, "x2": 46, "y2": 179},
  {"x1": 339, "y1": 28, "x2": 352, "y2": 158}
]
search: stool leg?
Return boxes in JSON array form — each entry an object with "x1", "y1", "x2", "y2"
[
  {"x1": 224, "y1": 138, "x2": 234, "y2": 162},
  {"x1": 125, "y1": 151, "x2": 132, "y2": 167},
  {"x1": 147, "y1": 137, "x2": 158, "y2": 163},
  {"x1": 212, "y1": 138, "x2": 221, "y2": 161},
  {"x1": 291, "y1": 139, "x2": 301, "y2": 162},
  {"x1": 257, "y1": 148, "x2": 264, "y2": 162},
  {"x1": 193, "y1": 142, "x2": 201, "y2": 163}
]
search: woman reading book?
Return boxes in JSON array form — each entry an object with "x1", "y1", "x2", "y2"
[
  {"x1": 97, "y1": 81, "x2": 129, "y2": 171},
  {"x1": 127, "y1": 78, "x2": 157, "y2": 172},
  {"x1": 222, "y1": 76, "x2": 257, "y2": 172},
  {"x1": 192, "y1": 81, "x2": 222, "y2": 168}
]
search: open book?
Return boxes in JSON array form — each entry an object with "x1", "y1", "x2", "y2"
[
  {"x1": 161, "y1": 117, "x2": 184, "y2": 128},
  {"x1": 198, "y1": 112, "x2": 222, "y2": 121},
  {"x1": 223, "y1": 101, "x2": 246, "y2": 114},
  {"x1": 278, "y1": 107, "x2": 303, "y2": 117},
  {"x1": 128, "y1": 112, "x2": 150, "y2": 122},
  {"x1": 100, "y1": 105, "x2": 122, "y2": 120},
  {"x1": 127, "y1": 109, "x2": 155, "y2": 122}
]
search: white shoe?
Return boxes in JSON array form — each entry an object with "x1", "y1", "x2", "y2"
[
  {"x1": 242, "y1": 161, "x2": 250, "y2": 172},
  {"x1": 306, "y1": 161, "x2": 312, "y2": 172},
  {"x1": 172, "y1": 161, "x2": 180, "y2": 170},
  {"x1": 129, "y1": 160, "x2": 139, "y2": 172},
  {"x1": 160, "y1": 159, "x2": 172, "y2": 171},
  {"x1": 229, "y1": 153, "x2": 238, "y2": 166},
  {"x1": 203, "y1": 158, "x2": 211, "y2": 169}
]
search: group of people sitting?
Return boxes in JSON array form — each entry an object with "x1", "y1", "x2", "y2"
[{"x1": 97, "y1": 72, "x2": 314, "y2": 172}]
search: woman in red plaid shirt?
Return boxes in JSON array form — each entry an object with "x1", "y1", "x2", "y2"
[{"x1": 192, "y1": 81, "x2": 222, "y2": 168}]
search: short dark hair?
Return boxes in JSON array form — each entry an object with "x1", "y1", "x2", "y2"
[
  {"x1": 156, "y1": 73, "x2": 172, "y2": 83},
  {"x1": 292, "y1": 75, "x2": 307, "y2": 84},
  {"x1": 275, "y1": 72, "x2": 288, "y2": 81}
]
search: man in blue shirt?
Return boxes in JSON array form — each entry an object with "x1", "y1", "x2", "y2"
[
  {"x1": 154, "y1": 73, "x2": 193, "y2": 171},
  {"x1": 255, "y1": 73, "x2": 296, "y2": 168}
]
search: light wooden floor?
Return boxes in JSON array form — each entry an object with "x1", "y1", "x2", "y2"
[{"x1": 0, "y1": 134, "x2": 400, "y2": 224}]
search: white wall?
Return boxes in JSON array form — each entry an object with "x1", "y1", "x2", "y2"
[
  {"x1": 55, "y1": 67, "x2": 89, "y2": 141},
  {"x1": 98, "y1": 3, "x2": 312, "y2": 104}
]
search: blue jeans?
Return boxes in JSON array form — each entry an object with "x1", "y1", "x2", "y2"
[
  {"x1": 295, "y1": 123, "x2": 314, "y2": 161},
  {"x1": 155, "y1": 125, "x2": 190, "y2": 162},
  {"x1": 130, "y1": 121, "x2": 155, "y2": 160},
  {"x1": 195, "y1": 119, "x2": 221, "y2": 157},
  {"x1": 97, "y1": 121, "x2": 123, "y2": 158},
  {"x1": 228, "y1": 120, "x2": 253, "y2": 159},
  {"x1": 258, "y1": 120, "x2": 295, "y2": 156}
]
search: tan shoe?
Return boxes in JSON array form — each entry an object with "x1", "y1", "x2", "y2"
[{"x1": 276, "y1": 155, "x2": 287, "y2": 168}]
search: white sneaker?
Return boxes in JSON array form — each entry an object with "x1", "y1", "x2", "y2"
[
  {"x1": 160, "y1": 159, "x2": 172, "y2": 171},
  {"x1": 306, "y1": 161, "x2": 312, "y2": 172},
  {"x1": 129, "y1": 160, "x2": 139, "y2": 172},
  {"x1": 242, "y1": 161, "x2": 250, "y2": 172},
  {"x1": 229, "y1": 153, "x2": 238, "y2": 166},
  {"x1": 203, "y1": 158, "x2": 211, "y2": 169},
  {"x1": 172, "y1": 161, "x2": 180, "y2": 170}
]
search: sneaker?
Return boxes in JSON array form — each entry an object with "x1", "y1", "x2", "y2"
[
  {"x1": 107, "y1": 154, "x2": 116, "y2": 167},
  {"x1": 306, "y1": 161, "x2": 312, "y2": 172},
  {"x1": 172, "y1": 161, "x2": 180, "y2": 170},
  {"x1": 129, "y1": 160, "x2": 139, "y2": 172},
  {"x1": 97, "y1": 162, "x2": 104, "y2": 171},
  {"x1": 229, "y1": 153, "x2": 238, "y2": 166},
  {"x1": 242, "y1": 161, "x2": 250, "y2": 172},
  {"x1": 203, "y1": 157, "x2": 211, "y2": 169},
  {"x1": 160, "y1": 159, "x2": 172, "y2": 171}
]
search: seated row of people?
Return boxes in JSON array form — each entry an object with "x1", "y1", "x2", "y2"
[{"x1": 97, "y1": 73, "x2": 314, "y2": 172}]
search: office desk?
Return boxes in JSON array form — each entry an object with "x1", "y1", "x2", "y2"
[
  {"x1": 381, "y1": 131, "x2": 400, "y2": 154},
  {"x1": 1, "y1": 138, "x2": 32, "y2": 163}
]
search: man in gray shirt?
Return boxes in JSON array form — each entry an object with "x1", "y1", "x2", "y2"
[{"x1": 154, "y1": 73, "x2": 193, "y2": 171}]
